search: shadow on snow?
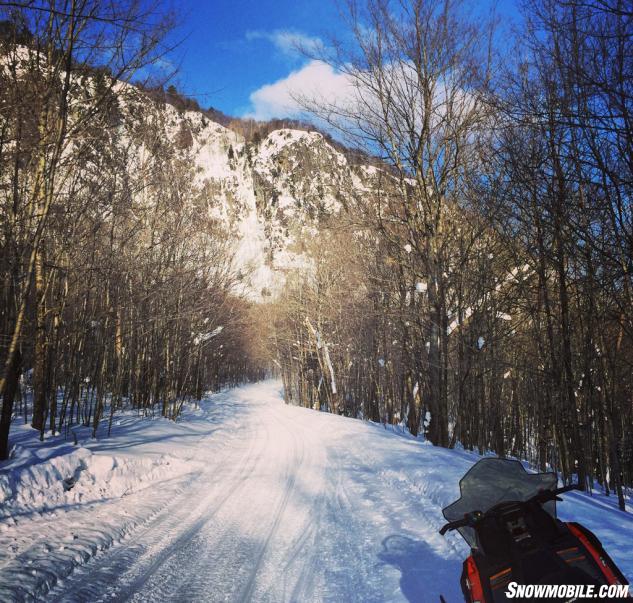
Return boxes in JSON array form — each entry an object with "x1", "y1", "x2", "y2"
[{"x1": 378, "y1": 534, "x2": 462, "y2": 602}]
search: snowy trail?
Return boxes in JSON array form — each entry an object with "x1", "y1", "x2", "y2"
[
  {"x1": 44, "y1": 381, "x2": 466, "y2": 602},
  {"x1": 2, "y1": 380, "x2": 632, "y2": 602}
]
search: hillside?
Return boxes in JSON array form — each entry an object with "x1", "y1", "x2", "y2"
[{"x1": 131, "y1": 89, "x2": 376, "y2": 299}]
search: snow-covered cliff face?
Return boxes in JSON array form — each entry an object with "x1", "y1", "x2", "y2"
[
  {"x1": 2, "y1": 41, "x2": 377, "y2": 298},
  {"x1": 137, "y1": 95, "x2": 373, "y2": 299}
]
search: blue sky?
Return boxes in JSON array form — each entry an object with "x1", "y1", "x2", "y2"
[{"x1": 167, "y1": 0, "x2": 521, "y2": 120}]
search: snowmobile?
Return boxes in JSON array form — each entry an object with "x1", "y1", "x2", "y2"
[{"x1": 439, "y1": 458, "x2": 629, "y2": 602}]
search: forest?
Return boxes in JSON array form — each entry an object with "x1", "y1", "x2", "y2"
[
  {"x1": 270, "y1": 0, "x2": 633, "y2": 508},
  {"x1": 0, "y1": 1, "x2": 267, "y2": 464},
  {"x1": 0, "y1": 0, "x2": 632, "y2": 514}
]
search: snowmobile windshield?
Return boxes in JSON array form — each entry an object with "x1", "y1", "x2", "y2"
[{"x1": 442, "y1": 458, "x2": 558, "y2": 547}]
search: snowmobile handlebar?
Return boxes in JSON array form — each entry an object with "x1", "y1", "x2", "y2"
[
  {"x1": 439, "y1": 483, "x2": 581, "y2": 536},
  {"x1": 529, "y1": 483, "x2": 581, "y2": 504},
  {"x1": 439, "y1": 511, "x2": 483, "y2": 535}
]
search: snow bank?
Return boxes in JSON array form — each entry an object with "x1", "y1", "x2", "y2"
[
  {"x1": 0, "y1": 446, "x2": 189, "y2": 519},
  {"x1": 0, "y1": 396, "x2": 223, "y2": 601}
]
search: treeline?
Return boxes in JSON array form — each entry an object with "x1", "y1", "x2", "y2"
[
  {"x1": 140, "y1": 82, "x2": 381, "y2": 174},
  {"x1": 142, "y1": 77, "x2": 379, "y2": 168},
  {"x1": 225, "y1": 116, "x2": 375, "y2": 166},
  {"x1": 273, "y1": 0, "x2": 633, "y2": 507},
  {"x1": 0, "y1": 2, "x2": 263, "y2": 459}
]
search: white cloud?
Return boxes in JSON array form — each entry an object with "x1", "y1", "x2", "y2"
[
  {"x1": 245, "y1": 60, "x2": 352, "y2": 121},
  {"x1": 245, "y1": 30, "x2": 322, "y2": 59}
]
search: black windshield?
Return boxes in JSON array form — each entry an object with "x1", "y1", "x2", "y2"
[{"x1": 442, "y1": 458, "x2": 558, "y2": 547}]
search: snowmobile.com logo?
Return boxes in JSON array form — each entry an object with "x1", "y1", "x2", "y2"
[{"x1": 505, "y1": 582, "x2": 630, "y2": 599}]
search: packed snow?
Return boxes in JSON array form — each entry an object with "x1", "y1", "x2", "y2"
[{"x1": 0, "y1": 381, "x2": 631, "y2": 601}]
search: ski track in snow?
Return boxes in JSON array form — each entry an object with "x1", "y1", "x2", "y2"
[{"x1": 1, "y1": 380, "x2": 632, "y2": 602}]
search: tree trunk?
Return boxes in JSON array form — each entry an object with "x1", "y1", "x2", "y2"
[
  {"x1": 32, "y1": 248, "x2": 48, "y2": 433},
  {"x1": 0, "y1": 350, "x2": 22, "y2": 460}
]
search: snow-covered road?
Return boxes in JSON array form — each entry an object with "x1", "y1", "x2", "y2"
[{"x1": 2, "y1": 380, "x2": 632, "y2": 602}]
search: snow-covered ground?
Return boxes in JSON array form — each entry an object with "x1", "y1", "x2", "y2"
[{"x1": 0, "y1": 380, "x2": 631, "y2": 602}]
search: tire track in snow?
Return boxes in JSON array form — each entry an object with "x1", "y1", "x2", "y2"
[
  {"x1": 51, "y1": 420, "x2": 263, "y2": 603},
  {"x1": 125, "y1": 422, "x2": 274, "y2": 603},
  {"x1": 285, "y1": 483, "x2": 326, "y2": 602},
  {"x1": 121, "y1": 430, "x2": 264, "y2": 601},
  {"x1": 238, "y1": 412, "x2": 306, "y2": 602}
]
